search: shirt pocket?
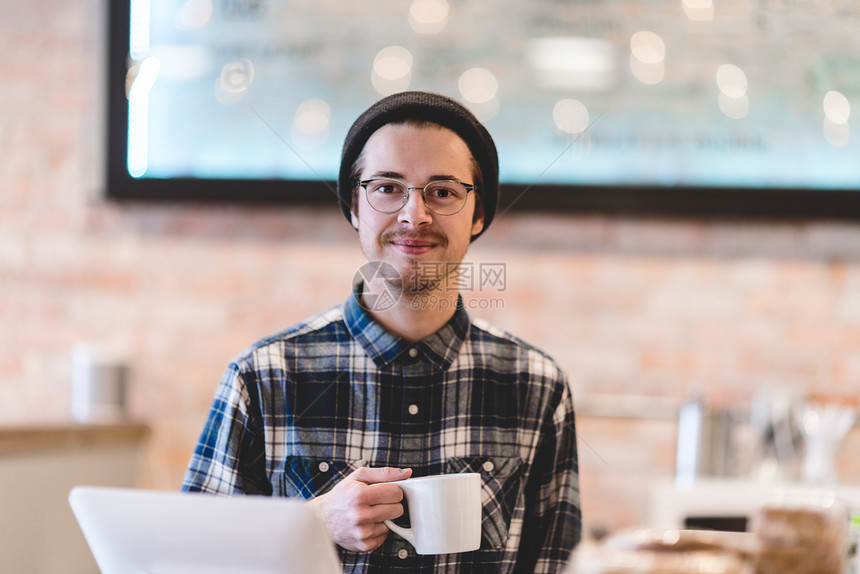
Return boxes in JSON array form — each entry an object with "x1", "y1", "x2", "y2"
[
  {"x1": 276, "y1": 456, "x2": 362, "y2": 499},
  {"x1": 447, "y1": 455, "x2": 524, "y2": 550}
]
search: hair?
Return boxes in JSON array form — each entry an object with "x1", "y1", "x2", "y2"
[{"x1": 348, "y1": 119, "x2": 485, "y2": 225}]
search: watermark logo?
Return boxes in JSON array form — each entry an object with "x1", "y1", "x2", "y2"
[
  {"x1": 353, "y1": 260, "x2": 401, "y2": 311},
  {"x1": 354, "y1": 261, "x2": 508, "y2": 312},
  {"x1": 479, "y1": 263, "x2": 507, "y2": 291},
  {"x1": 407, "y1": 261, "x2": 508, "y2": 311},
  {"x1": 406, "y1": 261, "x2": 507, "y2": 292}
]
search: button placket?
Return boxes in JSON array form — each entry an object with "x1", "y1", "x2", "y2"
[{"x1": 402, "y1": 353, "x2": 425, "y2": 420}]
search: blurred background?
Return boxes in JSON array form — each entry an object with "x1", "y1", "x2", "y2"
[{"x1": 2, "y1": 0, "x2": 860, "y2": 572}]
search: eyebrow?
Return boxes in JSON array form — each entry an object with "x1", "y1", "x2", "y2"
[{"x1": 367, "y1": 171, "x2": 462, "y2": 181}]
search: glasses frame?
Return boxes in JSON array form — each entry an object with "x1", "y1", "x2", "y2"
[{"x1": 358, "y1": 178, "x2": 477, "y2": 216}]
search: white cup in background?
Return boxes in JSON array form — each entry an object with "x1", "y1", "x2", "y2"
[
  {"x1": 71, "y1": 343, "x2": 129, "y2": 423},
  {"x1": 384, "y1": 473, "x2": 482, "y2": 555}
]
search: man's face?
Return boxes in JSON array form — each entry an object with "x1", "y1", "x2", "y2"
[{"x1": 350, "y1": 123, "x2": 484, "y2": 293}]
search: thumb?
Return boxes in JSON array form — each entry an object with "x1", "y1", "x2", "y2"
[{"x1": 351, "y1": 466, "x2": 413, "y2": 485}]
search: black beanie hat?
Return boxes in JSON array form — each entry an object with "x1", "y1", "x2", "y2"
[{"x1": 337, "y1": 91, "x2": 499, "y2": 241}]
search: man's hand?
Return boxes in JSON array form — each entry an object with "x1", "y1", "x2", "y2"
[{"x1": 309, "y1": 466, "x2": 412, "y2": 552}]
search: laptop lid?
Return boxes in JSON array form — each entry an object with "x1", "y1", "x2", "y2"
[{"x1": 69, "y1": 486, "x2": 342, "y2": 574}]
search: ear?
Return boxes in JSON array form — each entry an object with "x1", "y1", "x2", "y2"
[
  {"x1": 350, "y1": 208, "x2": 360, "y2": 230},
  {"x1": 470, "y1": 196, "x2": 485, "y2": 238},
  {"x1": 470, "y1": 213, "x2": 484, "y2": 238}
]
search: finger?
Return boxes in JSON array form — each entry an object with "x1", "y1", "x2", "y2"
[
  {"x1": 361, "y1": 521, "x2": 393, "y2": 540},
  {"x1": 341, "y1": 522, "x2": 390, "y2": 553},
  {"x1": 362, "y1": 501, "x2": 406, "y2": 524},
  {"x1": 351, "y1": 466, "x2": 412, "y2": 485},
  {"x1": 356, "y1": 531, "x2": 390, "y2": 553},
  {"x1": 358, "y1": 482, "x2": 407, "y2": 506}
]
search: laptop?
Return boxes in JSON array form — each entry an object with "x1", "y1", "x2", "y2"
[{"x1": 69, "y1": 486, "x2": 343, "y2": 574}]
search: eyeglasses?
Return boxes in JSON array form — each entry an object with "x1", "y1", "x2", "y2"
[{"x1": 358, "y1": 178, "x2": 476, "y2": 216}]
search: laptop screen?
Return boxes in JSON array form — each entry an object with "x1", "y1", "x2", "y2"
[{"x1": 69, "y1": 486, "x2": 342, "y2": 574}]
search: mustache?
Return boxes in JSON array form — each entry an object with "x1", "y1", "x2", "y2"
[{"x1": 381, "y1": 229, "x2": 447, "y2": 244}]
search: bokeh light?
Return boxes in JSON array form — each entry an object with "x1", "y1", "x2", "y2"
[
  {"x1": 630, "y1": 31, "x2": 665, "y2": 64},
  {"x1": 129, "y1": 0, "x2": 151, "y2": 60},
  {"x1": 682, "y1": 0, "x2": 715, "y2": 21},
  {"x1": 716, "y1": 64, "x2": 747, "y2": 98},
  {"x1": 718, "y1": 93, "x2": 750, "y2": 119},
  {"x1": 292, "y1": 99, "x2": 331, "y2": 149},
  {"x1": 371, "y1": 46, "x2": 413, "y2": 94},
  {"x1": 294, "y1": 99, "x2": 331, "y2": 135},
  {"x1": 553, "y1": 99, "x2": 590, "y2": 134},
  {"x1": 823, "y1": 90, "x2": 850, "y2": 125},
  {"x1": 127, "y1": 57, "x2": 160, "y2": 177},
  {"x1": 823, "y1": 119, "x2": 850, "y2": 147},
  {"x1": 458, "y1": 68, "x2": 498, "y2": 104},
  {"x1": 408, "y1": 0, "x2": 449, "y2": 34},
  {"x1": 219, "y1": 59, "x2": 254, "y2": 94},
  {"x1": 630, "y1": 31, "x2": 666, "y2": 85},
  {"x1": 215, "y1": 59, "x2": 254, "y2": 105},
  {"x1": 178, "y1": 0, "x2": 213, "y2": 28},
  {"x1": 525, "y1": 37, "x2": 617, "y2": 91}
]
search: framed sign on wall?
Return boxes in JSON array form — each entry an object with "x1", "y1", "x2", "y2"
[{"x1": 107, "y1": 0, "x2": 860, "y2": 218}]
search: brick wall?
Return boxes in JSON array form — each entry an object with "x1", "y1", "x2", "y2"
[{"x1": 3, "y1": 0, "x2": 860, "y2": 535}]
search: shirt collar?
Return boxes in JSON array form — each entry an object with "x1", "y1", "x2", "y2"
[{"x1": 344, "y1": 281, "x2": 470, "y2": 370}]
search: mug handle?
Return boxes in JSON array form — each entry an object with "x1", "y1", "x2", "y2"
[{"x1": 384, "y1": 519, "x2": 416, "y2": 547}]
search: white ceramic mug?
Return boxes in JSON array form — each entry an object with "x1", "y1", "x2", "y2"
[
  {"x1": 384, "y1": 473, "x2": 482, "y2": 555},
  {"x1": 70, "y1": 343, "x2": 129, "y2": 423}
]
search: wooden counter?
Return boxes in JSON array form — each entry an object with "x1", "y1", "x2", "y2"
[
  {"x1": 0, "y1": 421, "x2": 150, "y2": 456},
  {"x1": 0, "y1": 421, "x2": 150, "y2": 574}
]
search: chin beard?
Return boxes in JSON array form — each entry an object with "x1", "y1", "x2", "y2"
[{"x1": 399, "y1": 259, "x2": 461, "y2": 295}]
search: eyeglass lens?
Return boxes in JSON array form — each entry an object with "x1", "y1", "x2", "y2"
[{"x1": 365, "y1": 179, "x2": 469, "y2": 215}]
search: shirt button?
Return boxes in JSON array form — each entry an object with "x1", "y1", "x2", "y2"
[
  {"x1": 408, "y1": 348, "x2": 418, "y2": 358},
  {"x1": 408, "y1": 404, "x2": 419, "y2": 415},
  {"x1": 318, "y1": 461, "x2": 330, "y2": 472},
  {"x1": 482, "y1": 460, "x2": 495, "y2": 472},
  {"x1": 397, "y1": 548, "x2": 409, "y2": 559}
]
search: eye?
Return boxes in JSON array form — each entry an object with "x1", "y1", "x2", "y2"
[
  {"x1": 369, "y1": 180, "x2": 403, "y2": 195},
  {"x1": 427, "y1": 182, "x2": 465, "y2": 201}
]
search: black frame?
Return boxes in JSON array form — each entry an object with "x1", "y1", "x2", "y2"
[{"x1": 105, "y1": 1, "x2": 860, "y2": 219}]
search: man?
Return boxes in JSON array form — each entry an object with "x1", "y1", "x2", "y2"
[{"x1": 182, "y1": 91, "x2": 581, "y2": 573}]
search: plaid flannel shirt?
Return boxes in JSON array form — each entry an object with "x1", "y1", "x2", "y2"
[{"x1": 182, "y1": 283, "x2": 581, "y2": 573}]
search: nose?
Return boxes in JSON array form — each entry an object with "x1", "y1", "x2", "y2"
[{"x1": 397, "y1": 188, "x2": 433, "y2": 227}]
